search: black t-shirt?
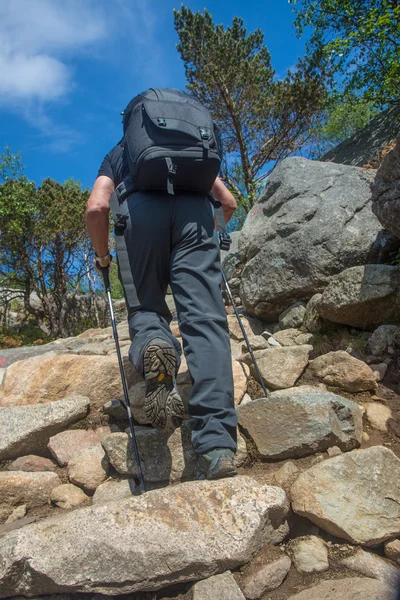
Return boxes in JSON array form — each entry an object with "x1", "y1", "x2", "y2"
[{"x1": 97, "y1": 140, "x2": 129, "y2": 187}]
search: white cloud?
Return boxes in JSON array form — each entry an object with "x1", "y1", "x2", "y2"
[{"x1": 0, "y1": 1, "x2": 105, "y2": 103}]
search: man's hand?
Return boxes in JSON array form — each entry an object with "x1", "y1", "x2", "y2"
[
  {"x1": 94, "y1": 250, "x2": 112, "y2": 272},
  {"x1": 211, "y1": 177, "x2": 237, "y2": 224}
]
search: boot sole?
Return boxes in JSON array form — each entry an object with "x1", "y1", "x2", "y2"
[{"x1": 143, "y1": 339, "x2": 185, "y2": 431}]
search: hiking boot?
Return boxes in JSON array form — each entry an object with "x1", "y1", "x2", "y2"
[
  {"x1": 194, "y1": 449, "x2": 237, "y2": 481},
  {"x1": 143, "y1": 338, "x2": 185, "y2": 431}
]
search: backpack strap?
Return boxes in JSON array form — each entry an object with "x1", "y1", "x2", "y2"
[
  {"x1": 109, "y1": 181, "x2": 140, "y2": 313},
  {"x1": 208, "y1": 193, "x2": 232, "y2": 252}
]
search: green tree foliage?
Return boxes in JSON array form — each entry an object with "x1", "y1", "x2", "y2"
[
  {"x1": 0, "y1": 147, "x2": 96, "y2": 338},
  {"x1": 290, "y1": 0, "x2": 400, "y2": 106},
  {"x1": 174, "y1": 7, "x2": 327, "y2": 217},
  {"x1": 308, "y1": 97, "x2": 379, "y2": 158}
]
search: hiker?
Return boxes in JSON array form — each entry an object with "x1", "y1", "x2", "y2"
[{"x1": 86, "y1": 88, "x2": 238, "y2": 480}]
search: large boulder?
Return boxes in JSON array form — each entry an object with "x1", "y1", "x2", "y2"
[
  {"x1": 243, "y1": 345, "x2": 312, "y2": 390},
  {"x1": 371, "y1": 133, "x2": 400, "y2": 238},
  {"x1": 0, "y1": 353, "x2": 141, "y2": 409},
  {"x1": 291, "y1": 446, "x2": 400, "y2": 546},
  {"x1": 0, "y1": 478, "x2": 289, "y2": 597},
  {"x1": 0, "y1": 471, "x2": 61, "y2": 521},
  {"x1": 287, "y1": 578, "x2": 393, "y2": 600},
  {"x1": 315, "y1": 265, "x2": 400, "y2": 329},
  {"x1": 238, "y1": 157, "x2": 397, "y2": 321},
  {"x1": 237, "y1": 389, "x2": 362, "y2": 460},
  {"x1": 102, "y1": 424, "x2": 248, "y2": 483},
  {"x1": 0, "y1": 396, "x2": 90, "y2": 461},
  {"x1": 306, "y1": 351, "x2": 377, "y2": 392}
]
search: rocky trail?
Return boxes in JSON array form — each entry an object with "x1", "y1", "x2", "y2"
[{"x1": 1, "y1": 146, "x2": 400, "y2": 600}]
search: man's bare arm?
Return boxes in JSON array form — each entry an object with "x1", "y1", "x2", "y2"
[
  {"x1": 211, "y1": 177, "x2": 237, "y2": 224},
  {"x1": 85, "y1": 175, "x2": 114, "y2": 265}
]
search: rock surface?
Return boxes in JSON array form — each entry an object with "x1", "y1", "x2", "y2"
[
  {"x1": 67, "y1": 444, "x2": 109, "y2": 494},
  {"x1": 48, "y1": 427, "x2": 114, "y2": 466},
  {"x1": 291, "y1": 446, "x2": 400, "y2": 546},
  {"x1": 248, "y1": 345, "x2": 312, "y2": 390},
  {"x1": 92, "y1": 479, "x2": 135, "y2": 505},
  {"x1": 192, "y1": 571, "x2": 245, "y2": 600},
  {"x1": 340, "y1": 548, "x2": 400, "y2": 590},
  {"x1": 272, "y1": 328, "x2": 314, "y2": 347},
  {"x1": 291, "y1": 536, "x2": 329, "y2": 573},
  {"x1": 371, "y1": 133, "x2": 400, "y2": 238},
  {"x1": 286, "y1": 577, "x2": 394, "y2": 600},
  {"x1": 279, "y1": 302, "x2": 306, "y2": 329},
  {"x1": 50, "y1": 484, "x2": 89, "y2": 509},
  {"x1": 363, "y1": 402, "x2": 392, "y2": 432},
  {"x1": 0, "y1": 471, "x2": 60, "y2": 521},
  {"x1": 307, "y1": 351, "x2": 377, "y2": 392},
  {"x1": 385, "y1": 539, "x2": 400, "y2": 564},
  {"x1": 316, "y1": 265, "x2": 400, "y2": 329},
  {"x1": 102, "y1": 426, "x2": 248, "y2": 483},
  {"x1": 238, "y1": 157, "x2": 396, "y2": 321},
  {"x1": 237, "y1": 390, "x2": 362, "y2": 460},
  {"x1": 0, "y1": 477, "x2": 289, "y2": 597},
  {"x1": 0, "y1": 396, "x2": 90, "y2": 461},
  {"x1": 240, "y1": 550, "x2": 291, "y2": 598},
  {"x1": 0, "y1": 353, "x2": 141, "y2": 408},
  {"x1": 368, "y1": 325, "x2": 399, "y2": 357},
  {"x1": 7, "y1": 455, "x2": 56, "y2": 472}
]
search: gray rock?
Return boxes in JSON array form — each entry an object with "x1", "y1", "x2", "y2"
[
  {"x1": 192, "y1": 571, "x2": 245, "y2": 600},
  {"x1": 0, "y1": 471, "x2": 60, "y2": 521},
  {"x1": 0, "y1": 396, "x2": 90, "y2": 461},
  {"x1": 0, "y1": 338, "x2": 84, "y2": 368},
  {"x1": 0, "y1": 477, "x2": 289, "y2": 597},
  {"x1": 303, "y1": 293, "x2": 324, "y2": 333},
  {"x1": 306, "y1": 351, "x2": 377, "y2": 392},
  {"x1": 370, "y1": 362, "x2": 388, "y2": 381},
  {"x1": 385, "y1": 539, "x2": 400, "y2": 564},
  {"x1": 237, "y1": 390, "x2": 362, "y2": 460},
  {"x1": 321, "y1": 103, "x2": 400, "y2": 167},
  {"x1": 92, "y1": 479, "x2": 135, "y2": 505},
  {"x1": 75, "y1": 343, "x2": 109, "y2": 355},
  {"x1": 286, "y1": 577, "x2": 394, "y2": 600},
  {"x1": 368, "y1": 325, "x2": 399, "y2": 357},
  {"x1": 291, "y1": 536, "x2": 329, "y2": 573},
  {"x1": 5, "y1": 505, "x2": 27, "y2": 524},
  {"x1": 316, "y1": 265, "x2": 400, "y2": 329},
  {"x1": 239, "y1": 157, "x2": 397, "y2": 321},
  {"x1": 272, "y1": 328, "x2": 314, "y2": 347},
  {"x1": 102, "y1": 399, "x2": 127, "y2": 420},
  {"x1": 371, "y1": 133, "x2": 400, "y2": 238},
  {"x1": 67, "y1": 444, "x2": 109, "y2": 494},
  {"x1": 50, "y1": 484, "x2": 89, "y2": 509},
  {"x1": 274, "y1": 461, "x2": 300, "y2": 490},
  {"x1": 341, "y1": 548, "x2": 400, "y2": 590},
  {"x1": 291, "y1": 446, "x2": 400, "y2": 546},
  {"x1": 279, "y1": 302, "x2": 307, "y2": 329},
  {"x1": 48, "y1": 427, "x2": 113, "y2": 467},
  {"x1": 8, "y1": 455, "x2": 56, "y2": 472},
  {"x1": 221, "y1": 231, "x2": 241, "y2": 281},
  {"x1": 246, "y1": 345, "x2": 312, "y2": 390},
  {"x1": 102, "y1": 424, "x2": 248, "y2": 483},
  {"x1": 240, "y1": 551, "x2": 291, "y2": 598}
]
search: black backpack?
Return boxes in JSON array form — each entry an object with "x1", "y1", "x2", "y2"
[{"x1": 122, "y1": 88, "x2": 222, "y2": 195}]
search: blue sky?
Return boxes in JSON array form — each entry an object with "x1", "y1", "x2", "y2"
[{"x1": 0, "y1": 0, "x2": 307, "y2": 190}]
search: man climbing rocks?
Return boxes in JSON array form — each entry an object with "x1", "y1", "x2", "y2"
[{"x1": 86, "y1": 88, "x2": 239, "y2": 480}]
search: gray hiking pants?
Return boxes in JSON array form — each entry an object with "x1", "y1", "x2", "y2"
[{"x1": 123, "y1": 191, "x2": 237, "y2": 455}]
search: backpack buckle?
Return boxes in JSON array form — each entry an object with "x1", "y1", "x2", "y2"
[
  {"x1": 157, "y1": 118, "x2": 167, "y2": 127},
  {"x1": 200, "y1": 127, "x2": 210, "y2": 140},
  {"x1": 114, "y1": 214, "x2": 129, "y2": 235}
]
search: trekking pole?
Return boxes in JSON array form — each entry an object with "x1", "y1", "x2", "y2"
[
  {"x1": 220, "y1": 268, "x2": 269, "y2": 399},
  {"x1": 99, "y1": 263, "x2": 146, "y2": 494}
]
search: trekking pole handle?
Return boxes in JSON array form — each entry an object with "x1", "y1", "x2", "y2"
[{"x1": 97, "y1": 263, "x2": 110, "y2": 292}]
